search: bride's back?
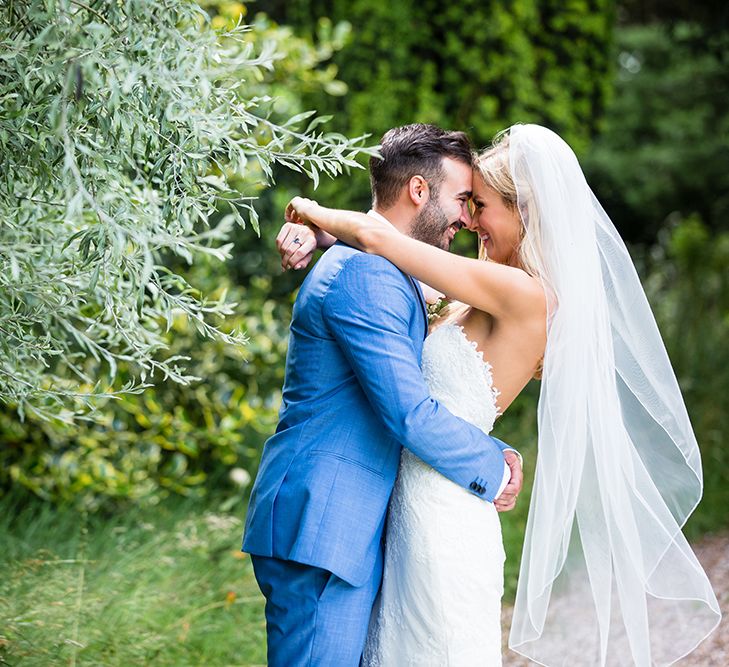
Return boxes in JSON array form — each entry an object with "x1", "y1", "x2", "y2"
[{"x1": 432, "y1": 303, "x2": 545, "y2": 415}]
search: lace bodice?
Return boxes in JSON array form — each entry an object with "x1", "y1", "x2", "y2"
[{"x1": 421, "y1": 323, "x2": 500, "y2": 433}]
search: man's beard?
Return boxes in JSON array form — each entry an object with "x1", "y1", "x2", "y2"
[{"x1": 409, "y1": 197, "x2": 454, "y2": 250}]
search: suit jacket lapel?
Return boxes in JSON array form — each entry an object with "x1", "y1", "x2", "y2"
[{"x1": 408, "y1": 276, "x2": 429, "y2": 339}]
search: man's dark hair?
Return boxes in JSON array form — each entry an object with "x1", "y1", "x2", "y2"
[{"x1": 369, "y1": 124, "x2": 474, "y2": 209}]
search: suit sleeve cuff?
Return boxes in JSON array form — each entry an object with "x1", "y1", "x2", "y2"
[{"x1": 494, "y1": 461, "x2": 511, "y2": 500}]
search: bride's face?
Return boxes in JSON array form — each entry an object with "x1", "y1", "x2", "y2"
[{"x1": 467, "y1": 173, "x2": 521, "y2": 266}]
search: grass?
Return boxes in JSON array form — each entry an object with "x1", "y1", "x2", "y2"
[{"x1": 0, "y1": 494, "x2": 266, "y2": 666}]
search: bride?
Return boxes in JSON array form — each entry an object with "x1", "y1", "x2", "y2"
[{"x1": 280, "y1": 124, "x2": 720, "y2": 665}]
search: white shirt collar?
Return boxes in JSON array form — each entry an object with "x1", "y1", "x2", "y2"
[{"x1": 367, "y1": 209, "x2": 394, "y2": 227}]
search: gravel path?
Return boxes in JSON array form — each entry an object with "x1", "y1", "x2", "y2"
[{"x1": 501, "y1": 532, "x2": 729, "y2": 666}]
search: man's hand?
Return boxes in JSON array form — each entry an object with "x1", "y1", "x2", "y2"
[
  {"x1": 494, "y1": 449, "x2": 523, "y2": 513},
  {"x1": 276, "y1": 222, "x2": 317, "y2": 271}
]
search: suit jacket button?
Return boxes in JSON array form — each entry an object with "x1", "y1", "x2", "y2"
[{"x1": 470, "y1": 482, "x2": 478, "y2": 491}]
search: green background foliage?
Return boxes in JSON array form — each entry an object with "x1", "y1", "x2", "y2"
[
  {"x1": 583, "y1": 23, "x2": 729, "y2": 242},
  {"x1": 269, "y1": 0, "x2": 614, "y2": 145}
]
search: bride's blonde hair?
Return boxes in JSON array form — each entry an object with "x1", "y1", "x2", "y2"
[{"x1": 473, "y1": 130, "x2": 545, "y2": 280}]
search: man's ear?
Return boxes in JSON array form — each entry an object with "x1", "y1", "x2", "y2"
[{"x1": 407, "y1": 175, "x2": 429, "y2": 206}]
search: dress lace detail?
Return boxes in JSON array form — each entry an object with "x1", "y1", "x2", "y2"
[
  {"x1": 363, "y1": 324, "x2": 506, "y2": 666},
  {"x1": 426, "y1": 323, "x2": 502, "y2": 422}
]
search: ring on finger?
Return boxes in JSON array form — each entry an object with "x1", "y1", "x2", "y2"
[{"x1": 293, "y1": 237, "x2": 302, "y2": 246}]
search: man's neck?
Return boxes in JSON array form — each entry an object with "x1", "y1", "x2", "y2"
[{"x1": 371, "y1": 206, "x2": 412, "y2": 236}]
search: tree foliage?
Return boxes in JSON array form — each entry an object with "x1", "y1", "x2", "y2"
[
  {"x1": 0, "y1": 0, "x2": 374, "y2": 420},
  {"x1": 618, "y1": 0, "x2": 729, "y2": 35},
  {"x1": 266, "y1": 0, "x2": 614, "y2": 155},
  {"x1": 1, "y1": 0, "x2": 373, "y2": 508},
  {"x1": 1, "y1": 259, "x2": 290, "y2": 506},
  {"x1": 583, "y1": 23, "x2": 729, "y2": 242}
]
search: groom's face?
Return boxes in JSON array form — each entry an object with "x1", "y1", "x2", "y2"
[{"x1": 409, "y1": 157, "x2": 473, "y2": 250}]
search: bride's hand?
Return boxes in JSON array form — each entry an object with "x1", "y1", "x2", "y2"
[
  {"x1": 285, "y1": 196, "x2": 320, "y2": 227},
  {"x1": 276, "y1": 222, "x2": 318, "y2": 271}
]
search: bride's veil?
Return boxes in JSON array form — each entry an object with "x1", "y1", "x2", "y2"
[{"x1": 506, "y1": 124, "x2": 721, "y2": 665}]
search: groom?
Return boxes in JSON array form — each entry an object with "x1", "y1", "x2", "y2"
[{"x1": 243, "y1": 124, "x2": 523, "y2": 666}]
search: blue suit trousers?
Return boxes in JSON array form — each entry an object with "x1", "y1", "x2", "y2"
[{"x1": 251, "y1": 553, "x2": 382, "y2": 667}]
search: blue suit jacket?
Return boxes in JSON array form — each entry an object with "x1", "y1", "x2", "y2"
[{"x1": 243, "y1": 243, "x2": 512, "y2": 586}]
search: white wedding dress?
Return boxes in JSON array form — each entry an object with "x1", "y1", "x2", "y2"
[{"x1": 363, "y1": 323, "x2": 506, "y2": 666}]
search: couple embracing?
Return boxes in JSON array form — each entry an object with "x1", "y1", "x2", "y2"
[{"x1": 243, "y1": 123, "x2": 720, "y2": 666}]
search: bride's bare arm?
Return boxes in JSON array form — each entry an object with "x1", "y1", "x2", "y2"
[{"x1": 286, "y1": 197, "x2": 546, "y2": 321}]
